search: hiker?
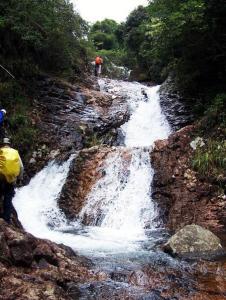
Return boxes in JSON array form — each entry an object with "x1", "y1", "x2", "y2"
[
  {"x1": 0, "y1": 137, "x2": 24, "y2": 224},
  {"x1": 94, "y1": 56, "x2": 103, "y2": 77},
  {"x1": 0, "y1": 109, "x2": 7, "y2": 139}
]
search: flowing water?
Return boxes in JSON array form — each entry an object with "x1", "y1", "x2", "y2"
[
  {"x1": 13, "y1": 79, "x2": 198, "y2": 298},
  {"x1": 14, "y1": 80, "x2": 171, "y2": 253}
]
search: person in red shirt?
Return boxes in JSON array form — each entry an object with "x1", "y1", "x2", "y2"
[{"x1": 94, "y1": 56, "x2": 103, "y2": 77}]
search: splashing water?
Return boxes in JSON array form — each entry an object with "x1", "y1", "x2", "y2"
[
  {"x1": 79, "y1": 149, "x2": 155, "y2": 240},
  {"x1": 14, "y1": 79, "x2": 171, "y2": 255}
]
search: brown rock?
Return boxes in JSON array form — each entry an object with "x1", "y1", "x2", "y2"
[{"x1": 150, "y1": 125, "x2": 226, "y2": 235}]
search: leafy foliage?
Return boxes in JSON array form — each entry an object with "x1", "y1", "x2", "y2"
[
  {"x1": 90, "y1": 19, "x2": 120, "y2": 50},
  {"x1": 0, "y1": 0, "x2": 89, "y2": 77},
  {"x1": 122, "y1": 0, "x2": 226, "y2": 101}
]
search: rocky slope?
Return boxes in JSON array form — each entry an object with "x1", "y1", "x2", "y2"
[
  {"x1": 0, "y1": 219, "x2": 108, "y2": 300},
  {"x1": 27, "y1": 76, "x2": 129, "y2": 179},
  {"x1": 35, "y1": 76, "x2": 129, "y2": 150}
]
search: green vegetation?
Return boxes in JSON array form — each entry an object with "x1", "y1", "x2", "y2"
[
  {"x1": 89, "y1": 19, "x2": 126, "y2": 70},
  {"x1": 0, "y1": 0, "x2": 90, "y2": 78},
  {"x1": 0, "y1": 81, "x2": 37, "y2": 158},
  {"x1": 192, "y1": 140, "x2": 226, "y2": 177},
  {"x1": 192, "y1": 94, "x2": 225, "y2": 189},
  {"x1": 0, "y1": 0, "x2": 93, "y2": 158},
  {"x1": 122, "y1": 0, "x2": 226, "y2": 105}
]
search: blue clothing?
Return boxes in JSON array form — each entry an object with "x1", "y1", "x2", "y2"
[{"x1": 0, "y1": 111, "x2": 4, "y2": 126}]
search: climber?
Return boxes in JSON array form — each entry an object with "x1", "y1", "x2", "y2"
[
  {"x1": 94, "y1": 55, "x2": 103, "y2": 77},
  {"x1": 0, "y1": 137, "x2": 24, "y2": 224},
  {"x1": 0, "y1": 109, "x2": 7, "y2": 140}
]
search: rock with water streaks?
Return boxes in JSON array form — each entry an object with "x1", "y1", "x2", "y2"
[
  {"x1": 159, "y1": 76, "x2": 194, "y2": 131},
  {"x1": 26, "y1": 76, "x2": 129, "y2": 180},
  {"x1": 58, "y1": 146, "x2": 132, "y2": 222},
  {"x1": 35, "y1": 77, "x2": 129, "y2": 151}
]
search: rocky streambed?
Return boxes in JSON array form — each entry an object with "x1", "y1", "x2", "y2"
[{"x1": 1, "y1": 76, "x2": 226, "y2": 299}]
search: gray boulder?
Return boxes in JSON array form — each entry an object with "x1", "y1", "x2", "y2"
[{"x1": 163, "y1": 224, "x2": 223, "y2": 257}]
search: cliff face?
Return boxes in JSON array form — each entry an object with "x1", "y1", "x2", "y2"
[{"x1": 151, "y1": 125, "x2": 226, "y2": 235}]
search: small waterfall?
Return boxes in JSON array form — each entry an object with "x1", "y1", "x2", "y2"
[
  {"x1": 14, "y1": 79, "x2": 171, "y2": 254},
  {"x1": 13, "y1": 158, "x2": 74, "y2": 240},
  {"x1": 79, "y1": 149, "x2": 155, "y2": 240}
]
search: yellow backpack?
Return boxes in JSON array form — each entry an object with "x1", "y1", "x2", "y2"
[{"x1": 0, "y1": 147, "x2": 20, "y2": 183}]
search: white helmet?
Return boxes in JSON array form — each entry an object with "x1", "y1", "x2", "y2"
[
  {"x1": 1, "y1": 109, "x2": 6, "y2": 114},
  {"x1": 3, "y1": 137, "x2": 10, "y2": 145}
]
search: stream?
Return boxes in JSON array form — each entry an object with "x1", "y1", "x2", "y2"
[{"x1": 13, "y1": 79, "x2": 219, "y2": 299}]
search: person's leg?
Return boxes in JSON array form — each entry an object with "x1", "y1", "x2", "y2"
[
  {"x1": 98, "y1": 64, "x2": 102, "y2": 76},
  {"x1": 95, "y1": 65, "x2": 98, "y2": 76},
  {"x1": 3, "y1": 183, "x2": 15, "y2": 224}
]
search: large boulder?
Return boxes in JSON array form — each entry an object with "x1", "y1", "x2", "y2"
[{"x1": 163, "y1": 224, "x2": 223, "y2": 257}]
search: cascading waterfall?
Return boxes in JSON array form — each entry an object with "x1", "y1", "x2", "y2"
[
  {"x1": 13, "y1": 79, "x2": 171, "y2": 255},
  {"x1": 79, "y1": 81, "x2": 171, "y2": 241},
  {"x1": 79, "y1": 148, "x2": 155, "y2": 240}
]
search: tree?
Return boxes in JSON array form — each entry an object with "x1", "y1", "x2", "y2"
[
  {"x1": 0, "y1": 0, "x2": 89, "y2": 77},
  {"x1": 90, "y1": 19, "x2": 122, "y2": 50}
]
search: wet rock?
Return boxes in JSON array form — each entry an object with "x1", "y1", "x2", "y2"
[
  {"x1": 10, "y1": 239, "x2": 34, "y2": 266},
  {"x1": 35, "y1": 77, "x2": 129, "y2": 153},
  {"x1": 159, "y1": 76, "x2": 194, "y2": 131},
  {"x1": 58, "y1": 146, "x2": 115, "y2": 219},
  {"x1": 34, "y1": 243, "x2": 58, "y2": 266},
  {"x1": 163, "y1": 224, "x2": 223, "y2": 257},
  {"x1": 29, "y1": 158, "x2": 36, "y2": 164}
]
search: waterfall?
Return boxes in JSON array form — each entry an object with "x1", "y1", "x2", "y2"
[
  {"x1": 79, "y1": 149, "x2": 155, "y2": 240},
  {"x1": 78, "y1": 80, "x2": 171, "y2": 242},
  {"x1": 13, "y1": 79, "x2": 171, "y2": 255}
]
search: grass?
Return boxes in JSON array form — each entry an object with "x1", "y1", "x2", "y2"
[{"x1": 192, "y1": 139, "x2": 226, "y2": 177}]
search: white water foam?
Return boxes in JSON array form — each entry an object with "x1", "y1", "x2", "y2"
[
  {"x1": 14, "y1": 79, "x2": 171, "y2": 255},
  {"x1": 13, "y1": 158, "x2": 139, "y2": 254},
  {"x1": 79, "y1": 149, "x2": 155, "y2": 240},
  {"x1": 123, "y1": 85, "x2": 171, "y2": 147}
]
